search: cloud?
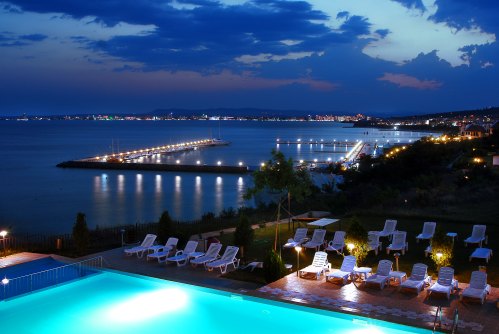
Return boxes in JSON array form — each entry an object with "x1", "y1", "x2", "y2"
[
  {"x1": 311, "y1": 0, "x2": 496, "y2": 67},
  {"x1": 235, "y1": 51, "x2": 321, "y2": 64},
  {"x1": 378, "y1": 72, "x2": 442, "y2": 90}
]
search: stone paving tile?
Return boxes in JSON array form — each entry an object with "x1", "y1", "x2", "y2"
[{"x1": 0, "y1": 252, "x2": 48, "y2": 268}]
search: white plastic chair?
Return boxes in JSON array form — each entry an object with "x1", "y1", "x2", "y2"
[
  {"x1": 166, "y1": 240, "x2": 199, "y2": 266},
  {"x1": 302, "y1": 229, "x2": 326, "y2": 251},
  {"x1": 464, "y1": 225, "x2": 487, "y2": 247},
  {"x1": 376, "y1": 219, "x2": 397, "y2": 239},
  {"x1": 428, "y1": 267, "x2": 458, "y2": 299},
  {"x1": 416, "y1": 222, "x2": 436, "y2": 242},
  {"x1": 206, "y1": 246, "x2": 240, "y2": 274},
  {"x1": 324, "y1": 231, "x2": 346, "y2": 254},
  {"x1": 190, "y1": 243, "x2": 223, "y2": 267},
  {"x1": 460, "y1": 271, "x2": 490, "y2": 304},
  {"x1": 365, "y1": 260, "x2": 393, "y2": 289},
  {"x1": 124, "y1": 234, "x2": 157, "y2": 258},
  {"x1": 283, "y1": 228, "x2": 308, "y2": 248},
  {"x1": 299, "y1": 251, "x2": 329, "y2": 280},
  {"x1": 326, "y1": 255, "x2": 356, "y2": 284},
  {"x1": 146, "y1": 237, "x2": 179, "y2": 262},
  {"x1": 367, "y1": 231, "x2": 382, "y2": 255},
  {"x1": 386, "y1": 231, "x2": 408, "y2": 255},
  {"x1": 399, "y1": 263, "x2": 431, "y2": 293}
]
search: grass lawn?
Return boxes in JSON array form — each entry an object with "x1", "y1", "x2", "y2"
[{"x1": 220, "y1": 215, "x2": 498, "y2": 286}]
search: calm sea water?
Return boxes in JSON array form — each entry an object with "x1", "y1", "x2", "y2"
[{"x1": 0, "y1": 120, "x2": 434, "y2": 234}]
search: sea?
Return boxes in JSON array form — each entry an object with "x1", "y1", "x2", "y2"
[{"x1": 0, "y1": 120, "x2": 437, "y2": 234}]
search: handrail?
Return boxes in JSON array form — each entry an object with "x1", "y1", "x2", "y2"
[
  {"x1": 432, "y1": 305, "x2": 442, "y2": 333},
  {"x1": 2, "y1": 256, "x2": 104, "y2": 301},
  {"x1": 451, "y1": 308, "x2": 459, "y2": 334}
]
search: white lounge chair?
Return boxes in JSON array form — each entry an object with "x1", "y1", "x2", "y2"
[
  {"x1": 326, "y1": 255, "x2": 356, "y2": 284},
  {"x1": 299, "y1": 251, "x2": 329, "y2": 280},
  {"x1": 464, "y1": 225, "x2": 487, "y2": 247},
  {"x1": 367, "y1": 231, "x2": 382, "y2": 255},
  {"x1": 416, "y1": 222, "x2": 436, "y2": 242},
  {"x1": 469, "y1": 248, "x2": 493, "y2": 263},
  {"x1": 399, "y1": 263, "x2": 431, "y2": 293},
  {"x1": 365, "y1": 259, "x2": 393, "y2": 289},
  {"x1": 460, "y1": 271, "x2": 490, "y2": 304},
  {"x1": 324, "y1": 231, "x2": 346, "y2": 254},
  {"x1": 165, "y1": 240, "x2": 199, "y2": 266},
  {"x1": 146, "y1": 237, "x2": 179, "y2": 263},
  {"x1": 283, "y1": 228, "x2": 308, "y2": 248},
  {"x1": 386, "y1": 231, "x2": 408, "y2": 255},
  {"x1": 428, "y1": 267, "x2": 458, "y2": 299},
  {"x1": 190, "y1": 243, "x2": 223, "y2": 267},
  {"x1": 206, "y1": 246, "x2": 240, "y2": 274},
  {"x1": 375, "y1": 219, "x2": 397, "y2": 239},
  {"x1": 302, "y1": 229, "x2": 326, "y2": 251},
  {"x1": 124, "y1": 234, "x2": 157, "y2": 258}
]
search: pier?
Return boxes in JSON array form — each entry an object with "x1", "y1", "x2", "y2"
[
  {"x1": 57, "y1": 138, "x2": 249, "y2": 174},
  {"x1": 276, "y1": 139, "x2": 357, "y2": 146}
]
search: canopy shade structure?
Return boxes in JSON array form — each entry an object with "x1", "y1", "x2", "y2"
[{"x1": 307, "y1": 218, "x2": 339, "y2": 227}]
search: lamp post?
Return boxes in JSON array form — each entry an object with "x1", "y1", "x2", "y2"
[
  {"x1": 120, "y1": 229, "x2": 125, "y2": 247},
  {"x1": 347, "y1": 243, "x2": 355, "y2": 254},
  {"x1": 394, "y1": 252, "x2": 400, "y2": 272},
  {"x1": 295, "y1": 246, "x2": 302, "y2": 276},
  {"x1": 0, "y1": 230, "x2": 7, "y2": 258}
]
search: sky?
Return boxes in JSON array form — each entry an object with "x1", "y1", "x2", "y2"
[{"x1": 1, "y1": 0, "x2": 498, "y2": 116}]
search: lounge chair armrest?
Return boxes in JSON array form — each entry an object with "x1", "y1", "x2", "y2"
[{"x1": 175, "y1": 250, "x2": 184, "y2": 256}]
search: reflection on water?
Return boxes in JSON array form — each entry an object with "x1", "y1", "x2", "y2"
[
  {"x1": 91, "y1": 173, "x2": 246, "y2": 225},
  {"x1": 215, "y1": 176, "x2": 223, "y2": 215},
  {"x1": 174, "y1": 175, "x2": 182, "y2": 218}
]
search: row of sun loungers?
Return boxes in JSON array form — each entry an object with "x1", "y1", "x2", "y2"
[
  {"x1": 124, "y1": 234, "x2": 240, "y2": 274},
  {"x1": 300, "y1": 251, "x2": 491, "y2": 304},
  {"x1": 284, "y1": 221, "x2": 490, "y2": 262}
]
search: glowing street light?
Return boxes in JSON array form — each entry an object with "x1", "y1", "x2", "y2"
[
  {"x1": 295, "y1": 246, "x2": 302, "y2": 276},
  {"x1": 238, "y1": 162, "x2": 243, "y2": 166},
  {"x1": 0, "y1": 230, "x2": 7, "y2": 258},
  {"x1": 196, "y1": 160, "x2": 201, "y2": 165},
  {"x1": 217, "y1": 161, "x2": 222, "y2": 166},
  {"x1": 176, "y1": 160, "x2": 180, "y2": 164},
  {"x1": 347, "y1": 243, "x2": 355, "y2": 253},
  {"x1": 1, "y1": 277, "x2": 8, "y2": 285}
]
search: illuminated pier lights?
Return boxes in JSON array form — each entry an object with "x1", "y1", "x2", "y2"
[{"x1": 94, "y1": 139, "x2": 215, "y2": 162}]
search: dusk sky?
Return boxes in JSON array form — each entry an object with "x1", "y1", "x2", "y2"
[{"x1": 1, "y1": 0, "x2": 498, "y2": 116}]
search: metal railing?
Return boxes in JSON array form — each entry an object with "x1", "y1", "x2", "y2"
[
  {"x1": 1, "y1": 256, "x2": 104, "y2": 301},
  {"x1": 432, "y1": 305, "x2": 442, "y2": 333},
  {"x1": 451, "y1": 308, "x2": 459, "y2": 334}
]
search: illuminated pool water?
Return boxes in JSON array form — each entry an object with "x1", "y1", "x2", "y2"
[{"x1": 0, "y1": 271, "x2": 436, "y2": 334}]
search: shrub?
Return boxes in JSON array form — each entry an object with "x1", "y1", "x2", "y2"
[
  {"x1": 263, "y1": 249, "x2": 286, "y2": 283},
  {"x1": 157, "y1": 211, "x2": 174, "y2": 244},
  {"x1": 233, "y1": 215, "x2": 254, "y2": 259},
  {"x1": 344, "y1": 217, "x2": 369, "y2": 265},
  {"x1": 430, "y1": 229, "x2": 453, "y2": 270},
  {"x1": 72, "y1": 212, "x2": 89, "y2": 255}
]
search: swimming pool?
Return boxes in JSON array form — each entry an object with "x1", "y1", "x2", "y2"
[{"x1": 0, "y1": 270, "x2": 436, "y2": 333}]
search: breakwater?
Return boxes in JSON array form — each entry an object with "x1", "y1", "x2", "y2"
[{"x1": 57, "y1": 160, "x2": 249, "y2": 174}]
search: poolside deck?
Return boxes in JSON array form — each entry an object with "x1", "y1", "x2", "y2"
[
  {"x1": 3, "y1": 250, "x2": 498, "y2": 333},
  {"x1": 253, "y1": 272, "x2": 499, "y2": 334}
]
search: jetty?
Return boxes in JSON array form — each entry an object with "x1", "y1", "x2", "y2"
[{"x1": 57, "y1": 138, "x2": 249, "y2": 174}]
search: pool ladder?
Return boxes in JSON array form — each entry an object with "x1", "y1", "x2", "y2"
[{"x1": 432, "y1": 306, "x2": 459, "y2": 333}]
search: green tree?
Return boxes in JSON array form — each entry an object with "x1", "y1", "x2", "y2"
[
  {"x1": 157, "y1": 211, "x2": 174, "y2": 243},
  {"x1": 344, "y1": 217, "x2": 369, "y2": 265},
  {"x1": 263, "y1": 249, "x2": 287, "y2": 283},
  {"x1": 72, "y1": 212, "x2": 89, "y2": 255},
  {"x1": 245, "y1": 150, "x2": 314, "y2": 251},
  {"x1": 233, "y1": 215, "x2": 254, "y2": 260}
]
